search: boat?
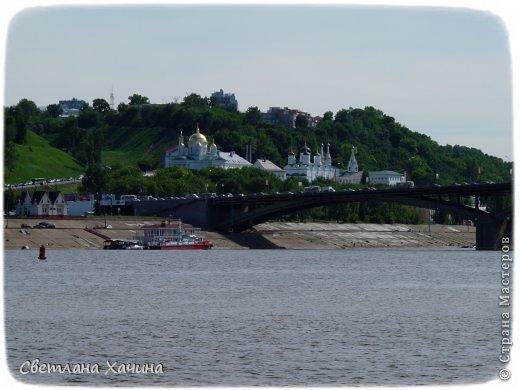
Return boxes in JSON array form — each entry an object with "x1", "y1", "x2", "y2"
[
  {"x1": 103, "y1": 239, "x2": 144, "y2": 250},
  {"x1": 135, "y1": 219, "x2": 213, "y2": 250}
]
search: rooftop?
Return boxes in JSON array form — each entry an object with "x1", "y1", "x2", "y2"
[
  {"x1": 254, "y1": 159, "x2": 284, "y2": 172},
  {"x1": 369, "y1": 170, "x2": 404, "y2": 176}
]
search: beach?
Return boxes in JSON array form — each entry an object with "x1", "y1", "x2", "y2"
[{"x1": 3, "y1": 217, "x2": 476, "y2": 250}]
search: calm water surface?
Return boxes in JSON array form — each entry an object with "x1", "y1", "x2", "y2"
[{"x1": 4, "y1": 249, "x2": 502, "y2": 386}]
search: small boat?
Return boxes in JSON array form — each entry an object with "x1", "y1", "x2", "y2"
[
  {"x1": 103, "y1": 239, "x2": 144, "y2": 250},
  {"x1": 136, "y1": 219, "x2": 213, "y2": 250}
]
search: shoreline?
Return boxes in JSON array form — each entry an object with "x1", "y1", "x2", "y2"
[{"x1": 3, "y1": 217, "x2": 476, "y2": 250}]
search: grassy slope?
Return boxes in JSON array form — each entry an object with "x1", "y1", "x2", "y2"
[
  {"x1": 4, "y1": 131, "x2": 84, "y2": 184},
  {"x1": 102, "y1": 126, "x2": 173, "y2": 167}
]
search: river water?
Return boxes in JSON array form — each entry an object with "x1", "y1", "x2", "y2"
[{"x1": 4, "y1": 248, "x2": 503, "y2": 386}]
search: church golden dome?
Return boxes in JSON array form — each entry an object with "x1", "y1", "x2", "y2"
[{"x1": 188, "y1": 126, "x2": 207, "y2": 144}]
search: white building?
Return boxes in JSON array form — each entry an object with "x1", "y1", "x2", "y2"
[
  {"x1": 368, "y1": 170, "x2": 406, "y2": 186},
  {"x1": 338, "y1": 146, "x2": 363, "y2": 184},
  {"x1": 339, "y1": 171, "x2": 364, "y2": 184},
  {"x1": 16, "y1": 190, "x2": 68, "y2": 216},
  {"x1": 253, "y1": 159, "x2": 286, "y2": 180},
  {"x1": 16, "y1": 191, "x2": 33, "y2": 216},
  {"x1": 164, "y1": 126, "x2": 251, "y2": 170},
  {"x1": 283, "y1": 142, "x2": 339, "y2": 182}
]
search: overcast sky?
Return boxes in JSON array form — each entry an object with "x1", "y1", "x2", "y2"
[{"x1": 2, "y1": 2, "x2": 515, "y2": 160}]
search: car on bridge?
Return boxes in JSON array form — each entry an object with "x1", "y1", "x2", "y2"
[{"x1": 303, "y1": 186, "x2": 322, "y2": 193}]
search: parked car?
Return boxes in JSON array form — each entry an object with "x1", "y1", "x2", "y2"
[{"x1": 34, "y1": 222, "x2": 56, "y2": 229}]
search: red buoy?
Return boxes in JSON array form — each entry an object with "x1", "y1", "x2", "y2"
[{"x1": 38, "y1": 245, "x2": 47, "y2": 260}]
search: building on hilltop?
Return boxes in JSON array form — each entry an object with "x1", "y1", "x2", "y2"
[
  {"x1": 164, "y1": 126, "x2": 251, "y2": 170},
  {"x1": 308, "y1": 115, "x2": 322, "y2": 127},
  {"x1": 263, "y1": 107, "x2": 320, "y2": 128},
  {"x1": 263, "y1": 107, "x2": 299, "y2": 128},
  {"x1": 58, "y1": 98, "x2": 85, "y2": 117},
  {"x1": 283, "y1": 142, "x2": 339, "y2": 182},
  {"x1": 211, "y1": 89, "x2": 238, "y2": 110}
]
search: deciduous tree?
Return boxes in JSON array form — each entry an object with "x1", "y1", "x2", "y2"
[
  {"x1": 93, "y1": 98, "x2": 111, "y2": 113},
  {"x1": 128, "y1": 94, "x2": 150, "y2": 105}
]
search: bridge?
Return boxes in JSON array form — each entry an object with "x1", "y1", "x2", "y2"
[{"x1": 134, "y1": 182, "x2": 512, "y2": 250}]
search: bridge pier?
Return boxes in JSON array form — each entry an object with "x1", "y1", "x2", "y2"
[
  {"x1": 207, "y1": 203, "x2": 242, "y2": 231},
  {"x1": 475, "y1": 214, "x2": 512, "y2": 250}
]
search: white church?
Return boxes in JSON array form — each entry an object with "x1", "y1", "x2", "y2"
[
  {"x1": 338, "y1": 146, "x2": 364, "y2": 184},
  {"x1": 164, "y1": 126, "x2": 363, "y2": 184},
  {"x1": 164, "y1": 126, "x2": 251, "y2": 170},
  {"x1": 284, "y1": 142, "x2": 339, "y2": 182}
]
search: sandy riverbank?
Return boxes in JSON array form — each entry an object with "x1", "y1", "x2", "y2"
[{"x1": 3, "y1": 217, "x2": 476, "y2": 250}]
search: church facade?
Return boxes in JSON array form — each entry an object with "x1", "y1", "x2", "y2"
[
  {"x1": 283, "y1": 142, "x2": 340, "y2": 182},
  {"x1": 164, "y1": 127, "x2": 364, "y2": 184},
  {"x1": 164, "y1": 126, "x2": 251, "y2": 170},
  {"x1": 338, "y1": 146, "x2": 363, "y2": 184}
]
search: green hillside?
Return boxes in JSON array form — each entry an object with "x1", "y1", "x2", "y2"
[
  {"x1": 93, "y1": 99, "x2": 511, "y2": 185},
  {"x1": 4, "y1": 130, "x2": 84, "y2": 184},
  {"x1": 3, "y1": 94, "x2": 512, "y2": 187},
  {"x1": 101, "y1": 126, "x2": 173, "y2": 167},
  {"x1": 4, "y1": 96, "x2": 511, "y2": 225}
]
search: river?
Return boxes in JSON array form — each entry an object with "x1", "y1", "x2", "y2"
[{"x1": 4, "y1": 248, "x2": 503, "y2": 386}]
